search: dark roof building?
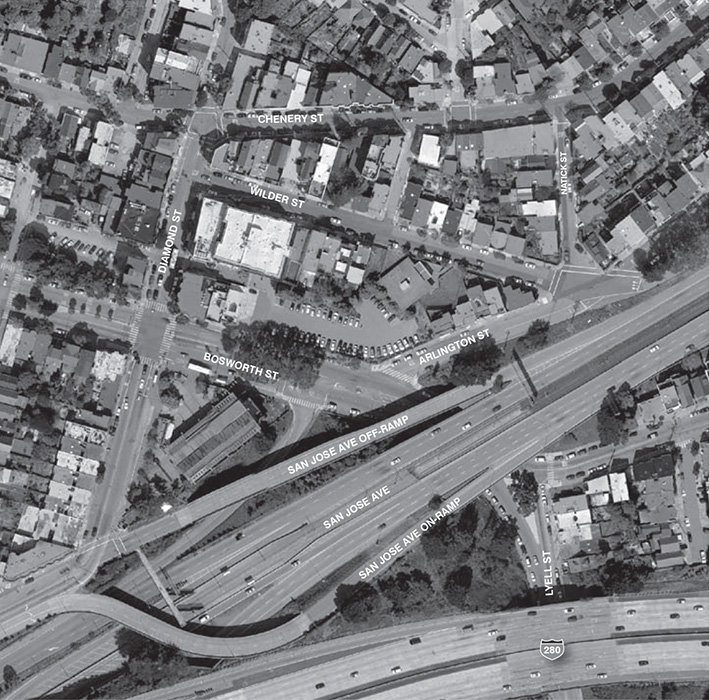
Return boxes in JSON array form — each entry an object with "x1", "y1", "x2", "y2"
[
  {"x1": 167, "y1": 392, "x2": 261, "y2": 483},
  {"x1": 632, "y1": 447, "x2": 676, "y2": 481},
  {"x1": 400, "y1": 182, "x2": 422, "y2": 221}
]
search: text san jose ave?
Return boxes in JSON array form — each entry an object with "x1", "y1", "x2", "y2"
[
  {"x1": 323, "y1": 485, "x2": 391, "y2": 529},
  {"x1": 358, "y1": 497, "x2": 462, "y2": 579}
]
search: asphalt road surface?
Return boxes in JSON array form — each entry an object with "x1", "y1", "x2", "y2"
[
  {"x1": 122, "y1": 594, "x2": 709, "y2": 700},
  {"x1": 2, "y1": 270, "x2": 701, "y2": 692}
]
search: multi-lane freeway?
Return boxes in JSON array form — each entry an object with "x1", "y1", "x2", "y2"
[
  {"x1": 120, "y1": 594, "x2": 709, "y2": 700},
  {"x1": 3, "y1": 266, "x2": 705, "y2": 700}
]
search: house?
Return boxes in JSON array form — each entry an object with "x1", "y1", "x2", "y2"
[
  {"x1": 379, "y1": 256, "x2": 436, "y2": 309},
  {"x1": 1, "y1": 33, "x2": 48, "y2": 74},
  {"x1": 400, "y1": 182, "x2": 423, "y2": 221},
  {"x1": 418, "y1": 134, "x2": 441, "y2": 168}
]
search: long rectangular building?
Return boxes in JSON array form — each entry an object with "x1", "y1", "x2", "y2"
[{"x1": 167, "y1": 393, "x2": 260, "y2": 482}]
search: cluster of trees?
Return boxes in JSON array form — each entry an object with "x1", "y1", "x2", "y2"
[
  {"x1": 421, "y1": 336, "x2": 503, "y2": 387},
  {"x1": 334, "y1": 499, "x2": 528, "y2": 625},
  {"x1": 108, "y1": 629, "x2": 187, "y2": 696},
  {"x1": 327, "y1": 166, "x2": 366, "y2": 207},
  {"x1": 16, "y1": 226, "x2": 117, "y2": 299},
  {"x1": 0, "y1": 0, "x2": 141, "y2": 62},
  {"x1": 123, "y1": 471, "x2": 183, "y2": 527},
  {"x1": 281, "y1": 273, "x2": 359, "y2": 314},
  {"x1": 158, "y1": 371, "x2": 184, "y2": 409},
  {"x1": 597, "y1": 382, "x2": 637, "y2": 446},
  {"x1": 633, "y1": 197, "x2": 709, "y2": 281},
  {"x1": 455, "y1": 57, "x2": 476, "y2": 95},
  {"x1": 9, "y1": 105, "x2": 60, "y2": 160},
  {"x1": 509, "y1": 469, "x2": 539, "y2": 517},
  {"x1": 517, "y1": 319, "x2": 550, "y2": 352},
  {"x1": 599, "y1": 557, "x2": 652, "y2": 594},
  {"x1": 0, "y1": 210, "x2": 15, "y2": 252},
  {"x1": 450, "y1": 336, "x2": 503, "y2": 386},
  {"x1": 13, "y1": 284, "x2": 58, "y2": 317},
  {"x1": 222, "y1": 320, "x2": 325, "y2": 388}
]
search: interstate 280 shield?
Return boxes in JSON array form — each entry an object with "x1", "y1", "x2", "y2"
[{"x1": 539, "y1": 639, "x2": 565, "y2": 660}]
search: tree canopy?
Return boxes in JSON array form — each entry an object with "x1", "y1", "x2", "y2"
[
  {"x1": 16, "y1": 226, "x2": 117, "y2": 298},
  {"x1": 450, "y1": 336, "x2": 503, "y2": 386},
  {"x1": 222, "y1": 320, "x2": 325, "y2": 388},
  {"x1": 509, "y1": 469, "x2": 539, "y2": 517}
]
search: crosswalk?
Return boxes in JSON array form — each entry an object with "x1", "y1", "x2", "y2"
[
  {"x1": 378, "y1": 364, "x2": 420, "y2": 388},
  {"x1": 159, "y1": 317, "x2": 176, "y2": 356},
  {"x1": 127, "y1": 302, "x2": 145, "y2": 346},
  {"x1": 147, "y1": 300, "x2": 170, "y2": 313},
  {"x1": 275, "y1": 392, "x2": 325, "y2": 411}
]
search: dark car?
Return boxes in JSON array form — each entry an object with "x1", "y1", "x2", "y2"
[{"x1": 152, "y1": 288, "x2": 159, "y2": 300}]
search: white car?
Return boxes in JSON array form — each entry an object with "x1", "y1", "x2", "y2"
[
  {"x1": 649, "y1": 344, "x2": 660, "y2": 353},
  {"x1": 534, "y1": 455, "x2": 546, "y2": 463},
  {"x1": 390, "y1": 457, "x2": 401, "y2": 466},
  {"x1": 462, "y1": 422, "x2": 472, "y2": 431},
  {"x1": 525, "y1": 262, "x2": 536, "y2": 268},
  {"x1": 199, "y1": 614, "x2": 210, "y2": 623},
  {"x1": 487, "y1": 629, "x2": 498, "y2": 636},
  {"x1": 530, "y1": 671, "x2": 540, "y2": 678},
  {"x1": 586, "y1": 662, "x2": 596, "y2": 669},
  {"x1": 479, "y1": 248, "x2": 490, "y2": 255}
]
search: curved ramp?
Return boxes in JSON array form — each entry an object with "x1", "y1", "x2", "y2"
[{"x1": 49, "y1": 593, "x2": 311, "y2": 658}]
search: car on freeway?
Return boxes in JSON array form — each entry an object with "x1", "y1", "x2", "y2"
[
  {"x1": 199, "y1": 614, "x2": 210, "y2": 623},
  {"x1": 530, "y1": 671, "x2": 540, "y2": 678},
  {"x1": 649, "y1": 344, "x2": 660, "y2": 352},
  {"x1": 390, "y1": 457, "x2": 401, "y2": 466},
  {"x1": 462, "y1": 422, "x2": 472, "y2": 431},
  {"x1": 245, "y1": 587, "x2": 255, "y2": 595},
  {"x1": 586, "y1": 663, "x2": 596, "y2": 669}
]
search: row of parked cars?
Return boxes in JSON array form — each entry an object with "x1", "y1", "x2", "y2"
[
  {"x1": 53, "y1": 233, "x2": 113, "y2": 263},
  {"x1": 290, "y1": 300, "x2": 362, "y2": 328},
  {"x1": 293, "y1": 327, "x2": 422, "y2": 362}
]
